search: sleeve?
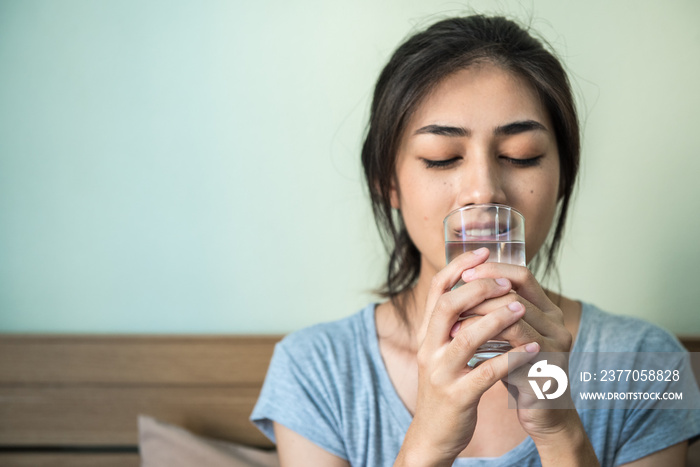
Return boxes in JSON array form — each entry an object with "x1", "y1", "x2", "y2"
[
  {"x1": 249, "y1": 339, "x2": 348, "y2": 460},
  {"x1": 612, "y1": 332, "x2": 700, "y2": 465}
]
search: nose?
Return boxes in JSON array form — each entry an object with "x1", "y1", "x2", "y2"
[{"x1": 456, "y1": 157, "x2": 507, "y2": 206}]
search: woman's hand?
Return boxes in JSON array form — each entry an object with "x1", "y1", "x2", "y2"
[
  {"x1": 395, "y1": 248, "x2": 539, "y2": 466},
  {"x1": 458, "y1": 260, "x2": 600, "y2": 466}
]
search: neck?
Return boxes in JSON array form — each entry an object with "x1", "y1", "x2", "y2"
[{"x1": 392, "y1": 261, "x2": 438, "y2": 351}]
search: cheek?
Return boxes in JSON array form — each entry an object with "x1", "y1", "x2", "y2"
[
  {"x1": 523, "y1": 178, "x2": 560, "y2": 258},
  {"x1": 401, "y1": 175, "x2": 454, "y2": 216},
  {"x1": 505, "y1": 158, "x2": 558, "y2": 251},
  {"x1": 400, "y1": 188, "x2": 438, "y2": 235},
  {"x1": 398, "y1": 179, "x2": 455, "y2": 259}
]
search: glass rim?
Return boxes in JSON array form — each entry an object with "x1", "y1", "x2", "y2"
[{"x1": 443, "y1": 203, "x2": 524, "y2": 225}]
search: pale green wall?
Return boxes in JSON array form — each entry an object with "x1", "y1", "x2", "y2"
[{"x1": 0, "y1": 0, "x2": 698, "y2": 334}]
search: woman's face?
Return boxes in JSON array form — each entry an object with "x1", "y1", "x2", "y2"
[{"x1": 391, "y1": 63, "x2": 561, "y2": 279}]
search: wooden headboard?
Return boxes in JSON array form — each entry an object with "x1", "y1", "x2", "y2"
[
  {"x1": 0, "y1": 335, "x2": 282, "y2": 467},
  {"x1": 1, "y1": 334, "x2": 698, "y2": 466}
]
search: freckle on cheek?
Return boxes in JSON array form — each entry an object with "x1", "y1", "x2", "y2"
[{"x1": 530, "y1": 190, "x2": 534, "y2": 194}]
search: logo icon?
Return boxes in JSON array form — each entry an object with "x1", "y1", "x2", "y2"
[{"x1": 528, "y1": 360, "x2": 568, "y2": 400}]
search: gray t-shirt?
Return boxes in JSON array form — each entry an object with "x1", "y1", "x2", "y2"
[{"x1": 251, "y1": 302, "x2": 700, "y2": 466}]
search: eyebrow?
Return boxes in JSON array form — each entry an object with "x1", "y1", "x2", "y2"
[
  {"x1": 413, "y1": 120, "x2": 548, "y2": 138},
  {"x1": 414, "y1": 124, "x2": 470, "y2": 137},
  {"x1": 494, "y1": 120, "x2": 548, "y2": 136}
]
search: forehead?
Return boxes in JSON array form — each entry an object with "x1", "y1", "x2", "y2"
[{"x1": 405, "y1": 63, "x2": 552, "y2": 133}]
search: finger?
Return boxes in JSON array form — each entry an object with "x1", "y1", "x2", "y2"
[
  {"x1": 453, "y1": 304, "x2": 543, "y2": 349},
  {"x1": 507, "y1": 295, "x2": 571, "y2": 352},
  {"x1": 423, "y1": 277, "x2": 513, "y2": 351},
  {"x1": 461, "y1": 262, "x2": 553, "y2": 313},
  {"x1": 461, "y1": 341, "x2": 540, "y2": 397},
  {"x1": 444, "y1": 300, "x2": 526, "y2": 371},
  {"x1": 452, "y1": 294, "x2": 549, "y2": 342},
  {"x1": 425, "y1": 247, "x2": 490, "y2": 316},
  {"x1": 509, "y1": 303, "x2": 569, "y2": 349},
  {"x1": 455, "y1": 292, "x2": 513, "y2": 319},
  {"x1": 492, "y1": 314, "x2": 542, "y2": 348},
  {"x1": 417, "y1": 247, "x2": 490, "y2": 345}
]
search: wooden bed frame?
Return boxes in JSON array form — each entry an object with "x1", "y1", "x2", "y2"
[
  {"x1": 1, "y1": 334, "x2": 698, "y2": 466},
  {"x1": 0, "y1": 335, "x2": 282, "y2": 466}
]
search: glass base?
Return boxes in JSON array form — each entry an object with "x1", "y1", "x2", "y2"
[{"x1": 467, "y1": 340, "x2": 512, "y2": 368}]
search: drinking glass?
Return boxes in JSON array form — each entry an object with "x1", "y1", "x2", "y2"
[{"x1": 444, "y1": 203, "x2": 525, "y2": 367}]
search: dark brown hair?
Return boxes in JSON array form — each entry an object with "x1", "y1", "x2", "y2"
[{"x1": 361, "y1": 15, "x2": 580, "y2": 320}]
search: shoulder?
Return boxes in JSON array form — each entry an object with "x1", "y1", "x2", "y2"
[
  {"x1": 251, "y1": 303, "x2": 379, "y2": 452},
  {"x1": 571, "y1": 303, "x2": 700, "y2": 465},
  {"x1": 276, "y1": 303, "x2": 374, "y2": 361},
  {"x1": 269, "y1": 303, "x2": 379, "y2": 388},
  {"x1": 575, "y1": 302, "x2": 684, "y2": 353}
]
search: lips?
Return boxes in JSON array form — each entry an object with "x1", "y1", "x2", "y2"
[
  {"x1": 456, "y1": 224, "x2": 511, "y2": 239},
  {"x1": 464, "y1": 228, "x2": 493, "y2": 237},
  {"x1": 444, "y1": 204, "x2": 524, "y2": 241}
]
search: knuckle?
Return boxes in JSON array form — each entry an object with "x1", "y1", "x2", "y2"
[
  {"x1": 427, "y1": 370, "x2": 446, "y2": 389},
  {"x1": 496, "y1": 306, "x2": 518, "y2": 326},
  {"x1": 494, "y1": 313, "x2": 526, "y2": 342},
  {"x1": 473, "y1": 361, "x2": 497, "y2": 386},
  {"x1": 558, "y1": 328, "x2": 573, "y2": 350},
  {"x1": 551, "y1": 306, "x2": 565, "y2": 323},
  {"x1": 433, "y1": 294, "x2": 453, "y2": 317},
  {"x1": 429, "y1": 273, "x2": 446, "y2": 292},
  {"x1": 454, "y1": 330, "x2": 476, "y2": 354},
  {"x1": 498, "y1": 328, "x2": 517, "y2": 344},
  {"x1": 498, "y1": 316, "x2": 520, "y2": 335},
  {"x1": 474, "y1": 279, "x2": 491, "y2": 296},
  {"x1": 458, "y1": 250, "x2": 479, "y2": 267},
  {"x1": 525, "y1": 322, "x2": 544, "y2": 340},
  {"x1": 519, "y1": 266, "x2": 534, "y2": 283},
  {"x1": 505, "y1": 294, "x2": 520, "y2": 306}
]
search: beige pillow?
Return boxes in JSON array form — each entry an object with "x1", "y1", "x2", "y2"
[{"x1": 138, "y1": 415, "x2": 279, "y2": 467}]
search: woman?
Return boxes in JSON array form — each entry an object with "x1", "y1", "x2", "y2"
[{"x1": 251, "y1": 15, "x2": 700, "y2": 466}]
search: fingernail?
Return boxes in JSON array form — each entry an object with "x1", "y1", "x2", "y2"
[
  {"x1": 462, "y1": 268, "x2": 476, "y2": 280},
  {"x1": 496, "y1": 278, "x2": 509, "y2": 287},
  {"x1": 525, "y1": 342, "x2": 539, "y2": 353},
  {"x1": 450, "y1": 321, "x2": 461, "y2": 337},
  {"x1": 473, "y1": 247, "x2": 489, "y2": 256},
  {"x1": 508, "y1": 301, "x2": 523, "y2": 312}
]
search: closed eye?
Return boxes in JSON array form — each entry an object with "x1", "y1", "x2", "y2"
[
  {"x1": 421, "y1": 156, "x2": 461, "y2": 169},
  {"x1": 500, "y1": 155, "x2": 543, "y2": 167}
]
